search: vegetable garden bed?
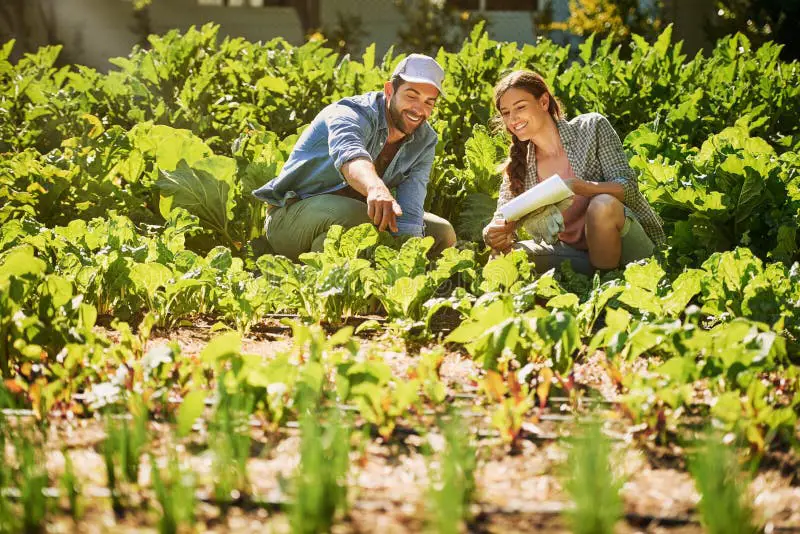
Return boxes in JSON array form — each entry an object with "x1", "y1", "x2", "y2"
[{"x1": 1, "y1": 21, "x2": 799, "y2": 533}]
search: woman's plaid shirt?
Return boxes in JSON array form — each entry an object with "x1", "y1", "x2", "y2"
[{"x1": 497, "y1": 112, "x2": 666, "y2": 247}]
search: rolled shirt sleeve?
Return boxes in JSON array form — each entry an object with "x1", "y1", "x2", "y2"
[
  {"x1": 595, "y1": 114, "x2": 640, "y2": 206},
  {"x1": 394, "y1": 140, "x2": 435, "y2": 237},
  {"x1": 595, "y1": 114, "x2": 666, "y2": 246},
  {"x1": 326, "y1": 105, "x2": 374, "y2": 174}
]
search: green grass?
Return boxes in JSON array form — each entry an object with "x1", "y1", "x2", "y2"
[{"x1": 102, "y1": 395, "x2": 149, "y2": 516}]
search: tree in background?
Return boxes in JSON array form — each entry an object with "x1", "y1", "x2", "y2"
[
  {"x1": 131, "y1": 0, "x2": 153, "y2": 48},
  {"x1": 0, "y1": 0, "x2": 152, "y2": 63},
  {"x1": 706, "y1": 0, "x2": 799, "y2": 60},
  {"x1": 320, "y1": 12, "x2": 368, "y2": 57},
  {"x1": 394, "y1": 0, "x2": 486, "y2": 55},
  {"x1": 563, "y1": 0, "x2": 663, "y2": 43},
  {"x1": 0, "y1": 0, "x2": 59, "y2": 62}
]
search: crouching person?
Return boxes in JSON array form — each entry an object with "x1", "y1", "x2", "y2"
[{"x1": 252, "y1": 54, "x2": 457, "y2": 261}]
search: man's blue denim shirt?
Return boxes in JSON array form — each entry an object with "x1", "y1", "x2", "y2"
[{"x1": 252, "y1": 91, "x2": 438, "y2": 237}]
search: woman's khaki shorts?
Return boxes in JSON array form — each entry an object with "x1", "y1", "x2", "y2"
[{"x1": 515, "y1": 215, "x2": 655, "y2": 275}]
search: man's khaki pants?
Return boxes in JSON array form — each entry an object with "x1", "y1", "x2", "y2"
[{"x1": 265, "y1": 194, "x2": 456, "y2": 261}]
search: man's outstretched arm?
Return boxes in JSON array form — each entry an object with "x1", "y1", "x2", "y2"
[
  {"x1": 341, "y1": 158, "x2": 402, "y2": 233},
  {"x1": 327, "y1": 105, "x2": 402, "y2": 233}
]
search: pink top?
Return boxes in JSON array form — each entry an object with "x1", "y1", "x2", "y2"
[
  {"x1": 559, "y1": 193, "x2": 590, "y2": 249},
  {"x1": 541, "y1": 169, "x2": 590, "y2": 250}
]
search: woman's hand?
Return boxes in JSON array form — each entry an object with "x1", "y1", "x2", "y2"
[
  {"x1": 561, "y1": 177, "x2": 593, "y2": 196},
  {"x1": 483, "y1": 218, "x2": 516, "y2": 253}
]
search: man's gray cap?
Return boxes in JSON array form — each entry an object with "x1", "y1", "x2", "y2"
[{"x1": 391, "y1": 54, "x2": 445, "y2": 94}]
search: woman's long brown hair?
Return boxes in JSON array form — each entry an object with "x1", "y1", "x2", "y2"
[{"x1": 493, "y1": 70, "x2": 563, "y2": 197}]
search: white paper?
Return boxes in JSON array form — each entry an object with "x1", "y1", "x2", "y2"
[{"x1": 497, "y1": 174, "x2": 574, "y2": 221}]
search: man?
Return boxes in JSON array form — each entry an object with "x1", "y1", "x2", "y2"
[{"x1": 252, "y1": 54, "x2": 457, "y2": 260}]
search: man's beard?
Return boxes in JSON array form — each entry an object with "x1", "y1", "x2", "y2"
[{"x1": 388, "y1": 94, "x2": 420, "y2": 136}]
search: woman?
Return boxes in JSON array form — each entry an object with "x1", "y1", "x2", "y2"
[{"x1": 483, "y1": 70, "x2": 665, "y2": 274}]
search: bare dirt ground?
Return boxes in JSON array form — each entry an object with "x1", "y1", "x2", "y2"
[{"x1": 19, "y1": 320, "x2": 800, "y2": 533}]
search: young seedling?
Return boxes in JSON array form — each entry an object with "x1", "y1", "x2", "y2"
[
  {"x1": 103, "y1": 416, "x2": 124, "y2": 517},
  {"x1": 563, "y1": 419, "x2": 623, "y2": 534},
  {"x1": 149, "y1": 448, "x2": 196, "y2": 534},
  {"x1": 426, "y1": 411, "x2": 477, "y2": 534},
  {"x1": 482, "y1": 370, "x2": 534, "y2": 449},
  {"x1": 123, "y1": 402, "x2": 149, "y2": 485},
  {"x1": 688, "y1": 432, "x2": 760, "y2": 534},
  {"x1": 0, "y1": 411, "x2": 11, "y2": 533},
  {"x1": 290, "y1": 407, "x2": 350, "y2": 534},
  {"x1": 103, "y1": 396, "x2": 149, "y2": 516},
  {"x1": 60, "y1": 449, "x2": 82, "y2": 522},
  {"x1": 15, "y1": 429, "x2": 49, "y2": 534},
  {"x1": 210, "y1": 385, "x2": 252, "y2": 515}
]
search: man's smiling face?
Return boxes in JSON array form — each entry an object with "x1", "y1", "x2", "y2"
[{"x1": 385, "y1": 80, "x2": 439, "y2": 136}]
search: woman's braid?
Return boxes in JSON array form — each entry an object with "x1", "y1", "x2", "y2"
[{"x1": 507, "y1": 136, "x2": 528, "y2": 197}]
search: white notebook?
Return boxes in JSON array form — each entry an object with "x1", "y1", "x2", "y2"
[{"x1": 496, "y1": 174, "x2": 574, "y2": 221}]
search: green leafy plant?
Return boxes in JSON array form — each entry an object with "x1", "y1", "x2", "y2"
[
  {"x1": 426, "y1": 411, "x2": 477, "y2": 534},
  {"x1": 149, "y1": 448, "x2": 196, "y2": 534},
  {"x1": 688, "y1": 431, "x2": 760, "y2": 534},
  {"x1": 209, "y1": 382, "x2": 253, "y2": 514},
  {"x1": 60, "y1": 449, "x2": 82, "y2": 522},
  {"x1": 291, "y1": 407, "x2": 351, "y2": 534},
  {"x1": 563, "y1": 419, "x2": 623, "y2": 534},
  {"x1": 102, "y1": 395, "x2": 149, "y2": 516}
]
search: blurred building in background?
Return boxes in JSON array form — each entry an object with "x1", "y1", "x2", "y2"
[{"x1": 1, "y1": 0, "x2": 716, "y2": 70}]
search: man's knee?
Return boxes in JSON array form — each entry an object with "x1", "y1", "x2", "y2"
[
  {"x1": 267, "y1": 195, "x2": 371, "y2": 260},
  {"x1": 319, "y1": 197, "x2": 371, "y2": 229},
  {"x1": 436, "y1": 222, "x2": 457, "y2": 249},
  {"x1": 423, "y1": 213, "x2": 456, "y2": 255}
]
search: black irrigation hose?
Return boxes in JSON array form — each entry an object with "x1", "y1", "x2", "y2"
[
  {"x1": 0, "y1": 408, "x2": 688, "y2": 445},
  {"x1": 475, "y1": 502, "x2": 701, "y2": 526}
]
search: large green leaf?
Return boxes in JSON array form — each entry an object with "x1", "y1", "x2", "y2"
[
  {"x1": 129, "y1": 124, "x2": 213, "y2": 172},
  {"x1": 623, "y1": 259, "x2": 665, "y2": 293},
  {"x1": 385, "y1": 275, "x2": 428, "y2": 316},
  {"x1": 177, "y1": 390, "x2": 207, "y2": 437},
  {"x1": 334, "y1": 223, "x2": 380, "y2": 259},
  {"x1": 661, "y1": 269, "x2": 703, "y2": 317},
  {"x1": 156, "y1": 158, "x2": 237, "y2": 238},
  {"x1": 536, "y1": 311, "x2": 579, "y2": 374},
  {"x1": 464, "y1": 126, "x2": 502, "y2": 193},
  {"x1": 130, "y1": 262, "x2": 173, "y2": 295},
  {"x1": 446, "y1": 298, "x2": 512, "y2": 345},
  {"x1": 201, "y1": 332, "x2": 242, "y2": 365},
  {"x1": 480, "y1": 255, "x2": 518, "y2": 292},
  {"x1": 42, "y1": 274, "x2": 73, "y2": 309},
  {"x1": 256, "y1": 76, "x2": 289, "y2": 94},
  {"x1": 0, "y1": 246, "x2": 47, "y2": 284}
]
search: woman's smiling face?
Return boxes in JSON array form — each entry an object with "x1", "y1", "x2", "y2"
[{"x1": 497, "y1": 87, "x2": 551, "y2": 141}]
